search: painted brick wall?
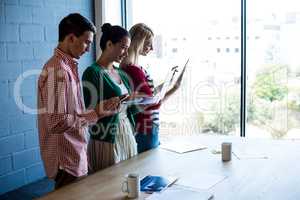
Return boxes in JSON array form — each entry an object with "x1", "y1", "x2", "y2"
[{"x1": 0, "y1": 0, "x2": 95, "y2": 195}]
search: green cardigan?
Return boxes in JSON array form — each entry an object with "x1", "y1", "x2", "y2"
[{"x1": 82, "y1": 62, "x2": 139, "y2": 143}]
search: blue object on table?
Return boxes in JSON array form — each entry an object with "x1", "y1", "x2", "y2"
[{"x1": 140, "y1": 176, "x2": 170, "y2": 192}]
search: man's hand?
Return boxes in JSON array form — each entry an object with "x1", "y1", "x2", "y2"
[
  {"x1": 95, "y1": 97, "x2": 120, "y2": 118},
  {"x1": 75, "y1": 116, "x2": 89, "y2": 129}
]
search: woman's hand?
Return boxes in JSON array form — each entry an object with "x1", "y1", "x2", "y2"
[
  {"x1": 95, "y1": 97, "x2": 120, "y2": 117},
  {"x1": 75, "y1": 116, "x2": 89, "y2": 128},
  {"x1": 128, "y1": 92, "x2": 149, "y2": 100},
  {"x1": 173, "y1": 65, "x2": 186, "y2": 90},
  {"x1": 77, "y1": 97, "x2": 120, "y2": 125},
  {"x1": 161, "y1": 65, "x2": 187, "y2": 103}
]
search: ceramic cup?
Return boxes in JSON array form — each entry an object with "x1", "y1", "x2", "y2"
[
  {"x1": 122, "y1": 173, "x2": 140, "y2": 198},
  {"x1": 222, "y1": 142, "x2": 232, "y2": 162}
]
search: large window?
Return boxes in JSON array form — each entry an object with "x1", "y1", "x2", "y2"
[
  {"x1": 107, "y1": 0, "x2": 300, "y2": 139},
  {"x1": 246, "y1": 0, "x2": 300, "y2": 139},
  {"x1": 126, "y1": 0, "x2": 241, "y2": 137}
]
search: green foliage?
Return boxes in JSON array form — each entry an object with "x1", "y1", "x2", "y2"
[
  {"x1": 288, "y1": 100, "x2": 300, "y2": 112},
  {"x1": 247, "y1": 98, "x2": 274, "y2": 125},
  {"x1": 201, "y1": 64, "x2": 290, "y2": 136},
  {"x1": 202, "y1": 90, "x2": 240, "y2": 134},
  {"x1": 253, "y1": 66, "x2": 288, "y2": 102}
]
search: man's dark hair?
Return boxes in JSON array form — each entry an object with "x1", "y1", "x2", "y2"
[{"x1": 58, "y1": 13, "x2": 96, "y2": 42}]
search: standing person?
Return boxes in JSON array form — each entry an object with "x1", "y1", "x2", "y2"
[
  {"x1": 120, "y1": 23, "x2": 183, "y2": 153},
  {"x1": 37, "y1": 13, "x2": 120, "y2": 189},
  {"x1": 82, "y1": 23, "x2": 139, "y2": 172}
]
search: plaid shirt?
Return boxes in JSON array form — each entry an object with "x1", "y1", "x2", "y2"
[{"x1": 37, "y1": 48, "x2": 98, "y2": 179}]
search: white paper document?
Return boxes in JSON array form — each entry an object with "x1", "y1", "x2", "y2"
[
  {"x1": 233, "y1": 148, "x2": 269, "y2": 159},
  {"x1": 146, "y1": 185, "x2": 213, "y2": 200},
  {"x1": 123, "y1": 59, "x2": 189, "y2": 106},
  {"x1": 176, "y1": 173, "x2": 227, "y2": 190},
  {"x1": 160, "y1": 141, "x2": 207, "y2": 154},
  {"x1": 123, "y1": 67, "x2": 174, "y2": 105},
  {"x1": 123, "y1": 96, "x2": 160, "y2": 105}
]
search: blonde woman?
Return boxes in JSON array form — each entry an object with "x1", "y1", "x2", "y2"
[{"x1": 120, "y1": 23, "x2": 183, "y2": 153}]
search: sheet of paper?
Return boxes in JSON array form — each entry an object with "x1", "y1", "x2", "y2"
[
  {"x1": 160, "y1": 141, "x2": 207, "y2": 154},
  {"x1": 122, "y1": 96, "x2": 159, "y2": 105},
  {"x1": 146, "y1": 185, "x2": 213, "y2": 200},
  {"x1": 233, "y1": 148, "x2": 269, "y2": 159},
  {"x1": 176, "y1": 173, "x2": 227, "y2": 190},
  {"x1": 137, "y1": 96, "x2": 160, "y2": 105},
  {"x1": 156, "y1": 59, "x2": 189, "y2": 102},
  {"x1": 123, "y1": 59, "x2": 189, "y2": 106},
  {"x1": 122, "y1": 97, "x2": 143, "y2": 104}
]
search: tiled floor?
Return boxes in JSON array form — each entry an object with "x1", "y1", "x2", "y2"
[{"x1": 0, "y1": 178, "x2": 54, "y2": 200}]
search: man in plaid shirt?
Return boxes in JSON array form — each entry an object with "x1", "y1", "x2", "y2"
[{"x1": 37, "y1": 13, "x2": 120, "y2": 189}]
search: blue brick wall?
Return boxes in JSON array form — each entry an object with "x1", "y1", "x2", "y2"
[
  {"x1": 0, "y1": 44, "x2": 6, "y2": 60},
  {"x1": 0, "y1": 5, "x2": 4, "y2": 23},
  {"x1": 0, "y1": 24, "x2": 19, "y2": 42},
  {"x1": 0, "y1": 0, "x2": 95, "y2": 195},
  {"x1": 0, "y1": 61, "x2": 22, "y2": 81},
  {"x1": 20, "y1": 25, "x2": 44, "y2": 42}
]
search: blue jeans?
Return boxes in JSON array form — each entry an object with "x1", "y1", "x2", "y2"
[{"x1": 135, "y1": 124, "x2": 159, "y2": 153}]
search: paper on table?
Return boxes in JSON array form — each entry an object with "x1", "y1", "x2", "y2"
[
  {"x1": 146, "y1": 185, "x2": 213, "y2": 200},
  {"x1": 160, "y1": 141, "x2": 207, "y2": 154},
  {"x1": 176, "y1": 173, "x2": 227, "y2": 190},
  {"x1": 232, "y1": 148, "x2": 269, "y2": 159}
]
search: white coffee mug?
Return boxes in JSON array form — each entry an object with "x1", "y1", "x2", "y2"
[
  {"x1": 122, "y1": 173, "x2": 140, "y2": 198},
  {"x1": 222, "y1": 142, "x2": 232, "y2": 162}
]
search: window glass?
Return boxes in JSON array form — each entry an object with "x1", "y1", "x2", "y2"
[
  {"x1": 128, "y1": 0, "x2": 241, "y2": 137},
  {"x1": 247, "y1": 0, "x2": 300, "y2": 139},
  {"x1": 104, "y1": 0, "x2": 122, "y2": 25}
]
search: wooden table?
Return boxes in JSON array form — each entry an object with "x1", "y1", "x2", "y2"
[{"x1": 39, "y1": 135, "x2": 300, "y2": 200}]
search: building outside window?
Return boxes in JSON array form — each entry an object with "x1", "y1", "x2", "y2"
[{"x1": 100, "y1": 0, "x2": 300, "y2": 139}]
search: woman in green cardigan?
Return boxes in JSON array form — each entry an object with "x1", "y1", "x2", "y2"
[{"x1": 82, "y1": 23, "x2": 138, "y2": 172}]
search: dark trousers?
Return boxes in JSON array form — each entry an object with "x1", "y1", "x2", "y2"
[
  {"x1": 54, "y1": 170, "x2": 79, "y2": 189},
  {"x1": 135, "y1": 124, "x2": 160, "y2": 153}
]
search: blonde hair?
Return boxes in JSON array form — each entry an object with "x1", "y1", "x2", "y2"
[{"x1": 124, "y1": 23, "x2": 154, "y2": 65}]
